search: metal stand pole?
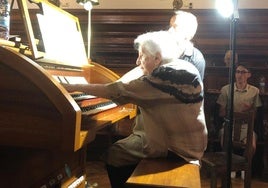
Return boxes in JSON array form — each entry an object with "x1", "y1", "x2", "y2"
[
  {"x1": 224, "y1": 0, "x2": 239, "y2": 187},
  {"x1": 87, "y1": 8, "x2": 91, "y2": 60}
]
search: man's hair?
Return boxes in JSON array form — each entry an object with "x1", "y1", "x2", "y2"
[
  {"x1": 170, "y1": 10, "x2": 198, "y2": 41},
  {"x1": 236, "y1": 63, "x2": 251, "y2": 73},
  {"x1": 134, "y1": 31, "x2": 182, "y2": 64}
]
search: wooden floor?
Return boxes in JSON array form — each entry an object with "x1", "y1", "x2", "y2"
[{"x1": 85, "y1": 160, "x2": 268, "y2": 188}]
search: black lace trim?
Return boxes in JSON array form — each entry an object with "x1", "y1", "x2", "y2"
[{"x1": 145, "y1": 66, "x2": 203, "y2": 104}]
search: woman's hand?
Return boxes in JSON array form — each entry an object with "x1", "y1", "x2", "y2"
[{"x1": 61, "y1": 83, "x2": 78, "y2": 93}]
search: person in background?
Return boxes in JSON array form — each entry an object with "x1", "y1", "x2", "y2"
[
  {"x1": 168, "y1": 10, "x2": 206, "y2": 79},
  {"x1": 213, "y1": 50, "x2": 239, "y2": 129},
  {"x1": 216, "y1": 63, "x2": 262, "y2": 178},
  {"x1": 119, "y1": 10, "x2": 206, "y2": 83},
  {"x1": 224, "y1": 49, "x2": 238, "y2": 67},
  {"x1": 63, "y1": 31, "x2": 207, "y2": 188}
]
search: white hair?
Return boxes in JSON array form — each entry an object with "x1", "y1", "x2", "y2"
[
  {"x1": 170, "y1": 10, "x2": 198, "y2": 41},
  {"x1": 134, "y1": 31, "x2": 182, "y2": 64}
]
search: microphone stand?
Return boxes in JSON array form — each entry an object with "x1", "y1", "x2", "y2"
[
  {"x1": 87, "y1": 6, "x2": 92, "y2": 60},
  {"x1": 76, "y1": 0, "x2": 99, "y2": 61},
  {"x1": 223, "y1": 0, "x2": 239, "y2": 187}
]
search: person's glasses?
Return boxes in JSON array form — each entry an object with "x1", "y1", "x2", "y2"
[{"x1": 235, "y1": 70, "x2": 249, "y2": 74}]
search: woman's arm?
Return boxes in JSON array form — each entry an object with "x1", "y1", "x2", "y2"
[{"x1": 62, "y1": 83, "x2": 111, "y2": 99}]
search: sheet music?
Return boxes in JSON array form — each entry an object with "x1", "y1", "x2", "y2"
[
  {"x1": 52, "y1": 75, "x2": 88, "y2": 84},
  {"x1": 36, "y1": 2, "x2": 88, "y2": 67}
]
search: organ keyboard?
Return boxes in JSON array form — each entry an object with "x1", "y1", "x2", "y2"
[
  {"x1": 70, "y1": 91, "x2": 118, "y2": 116},
  {"x1": 70, "y1": 91, "x2": 96, "y2": 101},
  {"x1": 78, "y1": 98, "x2": 118, "y2": 116},
  {"x1": 54, "y1": 76, "x2": 119, "y2": 116}
]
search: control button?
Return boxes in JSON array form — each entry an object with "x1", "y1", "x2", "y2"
[
  {"x1": 57, "y1": 173, "x2": 63, "y2": 181},
  {"x1": 49, "y1": 178, "x2": 56, "y2": 186}
]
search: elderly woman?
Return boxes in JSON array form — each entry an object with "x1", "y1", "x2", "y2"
[{"x1": 63, "y1": 30, "x2": 207, "y2": 188}]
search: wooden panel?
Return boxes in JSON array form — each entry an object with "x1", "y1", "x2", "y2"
[
  {"x1": 10, "y1": 9, "x2": 268, "y2": 74},
  {"x1": 0, "y1": 46, "x2": 81, "y2": 151},
  {"x1": 0, "y1": 146, "x2": 86, "y2": 188}
]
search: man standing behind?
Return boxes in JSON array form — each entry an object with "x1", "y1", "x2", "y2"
[{"x1": 168, "y1": 10, "x2": 206, "y2": 79}]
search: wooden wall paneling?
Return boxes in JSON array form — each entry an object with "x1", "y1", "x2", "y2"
[
  {"x1": 10, "y1": 9, "x2": 268, "y2": 74},
  {"x1": 9, "y1": 8, "x2": 268, "y2": 91},
  {"x1": 89, "y1": 9, "x2": 174, "y2": 74}
]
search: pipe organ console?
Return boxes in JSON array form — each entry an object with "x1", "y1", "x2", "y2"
[{"x1": 0, "y1": 0, "x2": 136, "y2": 187}]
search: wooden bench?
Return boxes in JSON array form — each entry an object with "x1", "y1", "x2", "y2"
[{"x1": 125, "y1": 158, "x2": 201, "y2": 188}]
